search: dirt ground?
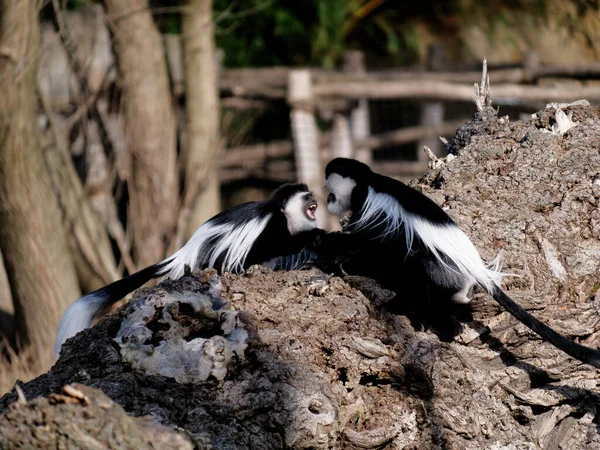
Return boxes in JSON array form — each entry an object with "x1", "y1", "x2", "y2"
[{"x1": 1, "y1": 103, "x2": 600, "y2": 449}]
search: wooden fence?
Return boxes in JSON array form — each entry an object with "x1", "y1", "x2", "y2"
[
  {"x1": 37, "y1": 15, "x2": 600, "y2": 186},
  {"x1": 214, "y1": 47, "x2": 600, "y2": 189}
]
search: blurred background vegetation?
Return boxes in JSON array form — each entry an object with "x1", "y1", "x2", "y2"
[{"x1": 56, "y1": 0, "x2": 600, "y2": 68}]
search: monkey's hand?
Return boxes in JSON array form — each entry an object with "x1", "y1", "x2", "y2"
[
  {"x1": 306, "y1": 231, "x2": 367, "y2": 276},
  {"x1": 340, "y1": 213, "x2": 352, "y2": 230}
]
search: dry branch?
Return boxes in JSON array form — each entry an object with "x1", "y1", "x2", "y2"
[
  {"x1": 474, "y1": 58, "x2": 492, "y2": 111},
  {"x1": 221, "y1": 120, "x2": 465, "y2": 173},
  {"x1": 38, "y1": 86, "x2": 121, "y2": 292},
  {"x1": 357, "y1": 120, "x2": 464, "y2": 150},
  {"x1": 312, "y1": 79, "x2": 600, "y2": 103},
  {"x1": 222, "y1": 141, "x2": 294, "y2": 167},
  {"x1": 213, "y1": 63, "x2": 600, "y2": 102},
  {"x1": 217, "y1": 64, "x2": 600, "y2": 94},
  {"x1": 104, "y1": 0, "x2": 179, "y2": 268}
]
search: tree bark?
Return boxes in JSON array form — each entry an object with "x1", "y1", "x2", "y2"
[
  {"x1": 0, "y1": 384, "x2": 193, "y2": 449},
  {"x1": 179, "y1": 0, "x2": 221, "y2": 244},
  {"x1": 103, "y1": 0, "x2": 178, "y2": 268},
  {"x1": 0, "y1": 0, "x2": 80, "y2": 365},
  {"x1": 0, "y1": 251, "x2": 11, "y2": 316},
  {"x1": 0, "y1": 250, "x2": 14, "y2": 345}
]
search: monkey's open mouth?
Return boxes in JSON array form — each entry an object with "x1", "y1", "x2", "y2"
[{"x1": 306, "y1": 203, "x2": 317, "y2": 220}]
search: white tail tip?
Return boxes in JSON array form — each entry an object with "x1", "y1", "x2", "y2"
[{"x1": 54, "y1": 293, "x2": 109, "y2": 356}]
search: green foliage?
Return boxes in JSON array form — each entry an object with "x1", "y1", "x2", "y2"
[
  {"x1": 213, "y1": 0, "x2": 307, "y2": 67},
  {"x1": 311, "y1": 0, "x2": 348, "y2": 68},
  {"x1": 65, "y1": 0, "x2": 95, "y2": 10},
  {"x1": 213, "y1": 0, "x2": 411, "y2": 68}
]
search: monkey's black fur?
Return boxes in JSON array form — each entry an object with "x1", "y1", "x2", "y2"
[
  {"x1": 55, "y1": 183, "x2": 323, "y2": 354},
  {"x1": 316, "y1": 158, "x2": 600, "y2": 369}
]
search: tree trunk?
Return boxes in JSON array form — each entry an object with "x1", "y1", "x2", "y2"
[
  {"x1": 103, "y1": 0, "x2": 178, "y2": 268},
  {"x1": 0, "y1": 0, "x2": 81, "y2": 365},
  {"x1": 179, "y1": 0, "x2": 222, "y2": 244},
  {"x1": 0, "y1": 250, "x2": 14, "y2": 346},
  {"x1": 0, "y1": 252, "x2": 11, "y2": 315}
]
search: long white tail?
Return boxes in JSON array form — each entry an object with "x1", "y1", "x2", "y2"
[{"x1": 54, "y1": 262, "x2": 166, "y2": 355}]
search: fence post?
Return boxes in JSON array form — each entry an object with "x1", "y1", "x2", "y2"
[
  {"x1": 418, "y1": 44, "x2": 446, "y2": 159},
  {"x1": 331, "y1": 113, "x2": 353, "y2": 159},
  {"x1": 288, "y1": 70, "x2": 327, "y2": 226},
  {"x1": 343, "y1": 51, "x2": 372, "y2": 165},
  {"x1": 523, "y1": 50, "x2": 540, "y2": 83}
]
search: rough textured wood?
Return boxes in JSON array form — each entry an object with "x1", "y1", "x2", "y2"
[
  {"x1": 103, "y1": 0, "x2": 178, "y2": 268},
  {"x1": 313, "y1": 79, "x2": 600, "y2": 104},
  {"x1": 0, "y1": 384, "x2": 193, "y2": 449},
  {"x1": 0, "y1": 0, "x2": 81, "y2": 366},
  {"x1": 216, "y1": 64, "x2": 600, "y2": 99},
  {"x1": 2, "y1": 104, "x2": 600, "y2": 448}
]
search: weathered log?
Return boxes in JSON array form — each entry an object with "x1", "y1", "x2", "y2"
[
  {"x1": 2, "y1": 104, "x2": 600, "y2": 449},
  {"x1": 0, "y1": 384, "x2": 193, "y2": 449},
  {"x1": 312, "y1": 79, "x2": 600, "y2": 103},
  {"x1": 222, "y1": 121, "x2": 465, "y2": 169}
]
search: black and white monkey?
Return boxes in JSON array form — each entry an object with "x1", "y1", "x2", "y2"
[
  {"x1": 55, "y1": 183, "x2": 322, "y2": 355},
  {"x1": 318, "y1": 157, "x2": 600, "y2": 369}
]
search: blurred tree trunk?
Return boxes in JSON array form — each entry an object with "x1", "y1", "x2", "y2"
[
  {"x1": 0, "y1": 0, "x2": 81, "y2": 364},
  {"x1": 41, "y1": 136, "x2": 121, "y2": 292},
  {"x1": 103, "y1": 0, "x2": 178, "y2": 268},
  {"x1": 0, "y1": 251, "x2": 15, "y2": 346},
  {"x1": 0, "y1": 252, "x2": 11, "y2": 315},
  {"x1": 180, "y1": 0, "x2": 221, "y2": 244}
]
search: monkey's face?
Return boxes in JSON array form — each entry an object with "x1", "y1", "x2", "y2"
[
  {"x1": 283, "y1": 190, "x2": 318, "y2": 234},
  {"x1": 325, "y1": 173, "x2": 356, "y2": 218}
]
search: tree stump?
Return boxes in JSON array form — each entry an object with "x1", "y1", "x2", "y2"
[{"x1": 2, "y1": 104, "x2": 600, "y2": 449}]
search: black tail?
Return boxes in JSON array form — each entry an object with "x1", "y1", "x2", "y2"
[
  {"x1": 95, "y1": 261, "x2": 169, "y2": 304},
  {"x1": 54, "y1": 260, "x2": 170, "y2": 355},
  {"x1": 491, "y1": 285, "x2": 600, "y2": 369}
]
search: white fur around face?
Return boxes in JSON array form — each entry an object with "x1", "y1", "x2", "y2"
[
  {"x1": 326, "y1": 173, "x2": 356, "y2": 217},
  {"x1": 356, "y1": 187, "x2": 504, "y2": 292},
  {"x1": 158, "y1": 214, "x2": 272, "y2": 277},
  {"x1": 283, "y1": 191, "x2": 317, "y2": 234}
]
